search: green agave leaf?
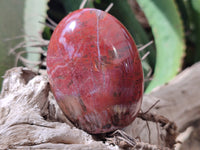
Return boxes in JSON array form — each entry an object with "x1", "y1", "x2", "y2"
[
  {"x1": 93, "y1": 0, "x2": 155, "y2": 89},
  {"x1": 24, "y1": 0, "x2": 48, "y2": 68},
  {"x1": 175, "y1": 0, "x2": 200, "y2": 66},
  {"x1": 0, "y1": 0, "x2": 25, "y2": 89},
  {"x1": 175, "y1": 0, "x2": 190, "y2": 30},
  {"x1": 137, "y1": 0, "x2": 185, "y2": 93},
  {"x1": 191, "y1": 0, "x2": 200, "y2": 13},
  {"x1": 190, "y1": 0, "x2": 200, "y2": 62}
]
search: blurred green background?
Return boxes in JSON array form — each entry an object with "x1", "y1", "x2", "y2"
[
  {"x1": 0, "y1": 0, "x2": 25, "y2": 87},
  {"x1": 0, "y1": 0, "x2": 200, "y2": 93}
]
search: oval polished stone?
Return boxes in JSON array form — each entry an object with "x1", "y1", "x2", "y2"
[{"x1": 47, "y1": 8, "x2": 143, "y2": 134}]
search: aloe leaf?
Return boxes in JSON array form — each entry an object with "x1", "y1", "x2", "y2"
[
  {"x1": 175, "y1": 0, "x2": 190, "y2": 30},
  {"x1": 189, "y1": 0, "x2": 200, "y2": 62},
  {"x1": 137, "y1": 0, "x2": 185, "y2": 93},
  {"x1": 175, "y1": 0, "x2": 197, "y2": 67},
  {"x1": 24, "y1": 0, "x2": 48, "y2": 68},
  {"x1": 0, "y1": 0, "x2": 25, "y2": 89},
  {"x1": 191, "y1": 0, "x2": 200, "y2": 14}
]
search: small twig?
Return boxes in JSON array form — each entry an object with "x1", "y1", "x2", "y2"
[
  {"x1": 140, "y1": 100, "x2": 160, "y2": 145},
  {"x1": 105, "y1": 3, "x2": 114, "y2": 12},
  {"x1": 156, "y1": 122, "x2": 161, "y2": 146},
  {"x1": 111, "y1": 130, "x2": 137, "y2": 146},
  {"x1": 138, "y1": 41, "x2": 154, "y2": 52},
  {"x1": 146, "y1": 120, "x2": 151, "y2": 144},
  {"x1": 137, "y1": 112, "x2": 178, "y2": 148},
  {"x1": 79, "y1": 0, "x2": 88, "y2": 9},
  {"x1": 106, "y1": 129, "x2": 170, "y2": 150},
  {"x1": 143, "y1": 100, "x2": 160, "y2": 114},
  {"x1": 140, "y1": 109, "x2": 152, "y2": 144}
]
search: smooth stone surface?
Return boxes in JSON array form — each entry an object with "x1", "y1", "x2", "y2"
[{"x1": 47, "y1": 8, "x2": 143, "y2": 134}]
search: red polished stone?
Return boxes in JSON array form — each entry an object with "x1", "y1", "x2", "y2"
[{"x1": 47, "y1": 8, "x2": 143, "y2": 134}]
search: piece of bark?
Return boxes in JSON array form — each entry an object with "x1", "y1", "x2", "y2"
[{"x1": 0, "y1": 62, "x2": 200, "y2": 149}]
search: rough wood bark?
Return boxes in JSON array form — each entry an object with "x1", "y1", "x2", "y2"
[{"x1": 0, "y1": 62, "x2": 200, "y2": 149}]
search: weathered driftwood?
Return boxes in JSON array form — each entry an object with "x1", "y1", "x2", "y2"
[
  {"x1": 0, "y1": 62, "x2": 200, "y2": 149},
  {"x1": 0, "y1": 68, "x2": 117, "y2": 150},
  {"x1": 124, "y1": 62, "x2": 200, "y2": 149}
]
